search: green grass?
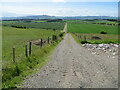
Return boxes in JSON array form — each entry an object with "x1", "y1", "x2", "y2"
[
  {"x1": 71, "y1": 33, "x2": 119, "y2": 44},
  {"x1": 2, "y1": 21, "x2": 65, "y2": 30},
  {"x1": 94, "y1": 20, "x2": 118, "y2": 24},
  {"x1": 2, "y1": 26, "x2": 63, "y2": 88},
  {"x1": 2, "y1": 41, "x2": 61, "y2": 88},
  {"x1": 33, "y1": 20, "x2": 46, "y2": 23},
  {"x1": 67, "y1": 20, "x2": 119, "y2": 44},
  {"x1": 68, "y1": 23, "x2": 118, "y2": 35},
  {"x1": 3, "y1": 26, "x2": 60, "y2": 63}
]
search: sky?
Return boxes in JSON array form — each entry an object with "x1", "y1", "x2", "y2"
[{"x1": 0, "y1": 0, "x2": 119, "y2": 17}]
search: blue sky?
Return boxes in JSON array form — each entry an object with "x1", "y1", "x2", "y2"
[{"x1": 1, "y1": 0, "x2": 118, "y2": 17}]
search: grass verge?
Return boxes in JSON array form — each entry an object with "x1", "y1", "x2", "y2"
[
  {"x1": 70, "y1": 33, "x2": 119, "y2": 44},
  {"x1": 2, "y1": 40, "x2": 62, "y2": 89}
]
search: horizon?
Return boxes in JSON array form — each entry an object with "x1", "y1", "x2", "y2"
[{"x1": 1, "y1": 14, "x2": 118, "y2": 18}]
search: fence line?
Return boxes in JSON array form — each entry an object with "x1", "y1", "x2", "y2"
[
  {"x1": 12, "y1": 33, "x2": 65, "y2": 61},
  {"x1": 10, "y1": 23, "x2": 66, "y2": 75}
]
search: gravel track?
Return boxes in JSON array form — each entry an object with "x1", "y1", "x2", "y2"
[{"x1": 22, "y1": 33, "x2": 118, "y2": 88}]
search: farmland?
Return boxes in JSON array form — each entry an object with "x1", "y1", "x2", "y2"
[
  {"x1": 2, "y1": 19, "x2": 119, "y2": 88},
  {"x1": 2, "y1": 21, "x2": 65, "y2": 30},
  {"x1": 67, "y1": 20, "x2": 119, "y2": 44},
  {"x1": 2, "y1": 21, "x2": 65, "y2": 88},
  {"x1": 3, "y1": 26, "x2": 61, "y2": 63},
  {"x1": 68, "y1": 20, "x2": 118, "y2": 34}
]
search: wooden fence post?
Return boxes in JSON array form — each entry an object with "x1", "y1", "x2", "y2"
[
  {"x1": 56, "y1": 35, "x2": 58, "y2": 41},
  {"x1": 54, "y1": 35, "x2": 56, "y2": 41},
  {"x1": 84, "y1": 35, "x2": 86, "y2": 41},
  {"x1": 25, "y1": 44, "x2": 28, "y2": 57},
  {"x1": 52, "y1": 35, "x2": 54, "y2": 41},
  {"x1": 48, "y1": 37, "x2": 49, "y2": 44},
  {"x1": 29, "y1": 42, "x2": 32, "y2": 56},
  {"x1": 41, "y1": 38, "x2": 43, "y2": 47},
  {"x1": 13, "y1": 47, "x2": 20, "y2": 75},
  {"x1": 13, "y1": 47, "x2": 15, "y2": 62}
]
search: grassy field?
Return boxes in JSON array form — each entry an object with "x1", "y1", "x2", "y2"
[
  {"x1": 2, "y1": 21, "x2": 65, "y2": 30},
  {"x1": 3, "y1": 26, "x2": 61, "y2": 64},
  {"x1": 67, "y1": 20, "x2": 119, "y2": 44},
  {"x1": 2, "y1": 21, "x2": 64, "y2": 88},
  {"x1": 68, "y1": 23, "x2": 118, "y2": 34},
  {"x1": 33, "y1": 20, "x2": 47, "y2": 23}
]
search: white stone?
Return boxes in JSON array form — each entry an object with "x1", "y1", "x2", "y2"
[
  {"x1": 114, "y1": 44, "x2": 118, "y2": 47},
  {"x1": 102, "y1": 48, "x2": 105, "y2": 50},
  {"x1": 99, "y1": 44, "x2": 104, "y2": 47},
  {"x1": 109, "y1": 50, "x2": 112, "y2": 52},
  {"x1": 113, "y1": 53, "x2": 116, "y2": 55}
]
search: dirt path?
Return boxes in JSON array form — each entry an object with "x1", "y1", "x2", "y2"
[
  {"x1": 22, "y1": 32, "x2": 118, "y2": 88},
  {"x1": 63, "y1": 23, "x2": 67, "y2": 33}
]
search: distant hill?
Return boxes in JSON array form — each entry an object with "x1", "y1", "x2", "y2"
[
  {"x1": 1, "y1": 15, "x2": 117, "y2": 20},
  {"x1": 2, "y1": 15, "x2": 57, "y2": 20},
  {"x1": 60, "y1": 16, "x2": 117, "y2": 20}
]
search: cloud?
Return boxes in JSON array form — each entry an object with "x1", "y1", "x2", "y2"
[
  {"x1": 52, "y1": 0, "x2": 66, "y2": 2},
  {"x1": 1, "y1": 0, "x2": 50, "y2": 2},
  {"x1": 1, "y1": 0, "x2": 119, "y2": 2},
  {"x1": 1, "y1": 2, "x2": 117, "y2": 17}
]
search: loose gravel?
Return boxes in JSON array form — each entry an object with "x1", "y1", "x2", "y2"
[{"x1": 21, "y1": 33, "x2": 118, "y2": 88}]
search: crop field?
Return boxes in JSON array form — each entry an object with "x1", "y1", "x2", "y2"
[{"x1": 2, "y1": 21, "x2": 65, "y2": 88}]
